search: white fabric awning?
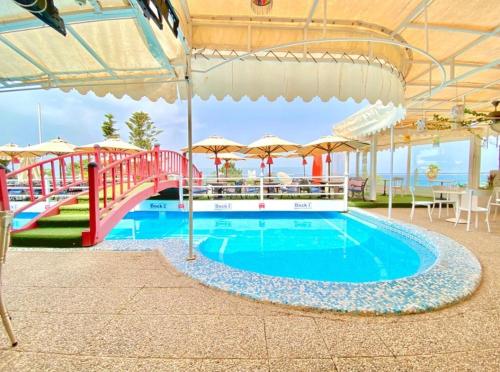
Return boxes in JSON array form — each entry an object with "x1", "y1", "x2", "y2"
[
  {"x1": 0, "y1": 1, "x2": 184, "y2": 102},
  {"x1": 333, "y1": 101, "x2": 406, "y2": 139},
  {"x1": 189, "y1": 58, "x2": 404, "y2": 105}
]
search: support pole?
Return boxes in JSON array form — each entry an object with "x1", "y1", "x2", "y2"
[
  {"x1": 369, "y1": 135, "x2": 378, "y2": 200},
  {"x1": 361, "y1": 151, "x2": 368, "y2": 178},
  {"x1": 406, "y1": 142, "x2": 412, "y2": 192},
  {"x1": 388, "y1": 126, "x2": 395, "y2": 219},
  {"x1": 468, "y1": 135, "x2": 481, "y2": 189},
  {"x1": 0, "y1": 211, "x2": 17, "y2": 347},
  {"x1": 186, "y1": 58, "x2": 196, "y2": 261},
  {"x1": 355, "y1": 151, "x2": 360, "y2": 177},
  {"x1": 343, "y1": 152, "x2": 349, "y2": 211}
]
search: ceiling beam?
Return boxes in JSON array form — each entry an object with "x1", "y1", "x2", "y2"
[
  {"x1": 407, "y1": 25, "x2": 500, "y2": 84},
  {"x1": 66, "y1": 25, "x2": 117, "y2": 78},
  {"x1": 0, "y1": 8, "x2": 136, "y2": 34},
  {"x1": 407, "y1": 59, "x2": 500, "y2": 106},
  {"x1": 128, "y1": 0, "x2": 175, "y2": 74},
  {"x1": 405, "y1": 23, "x2": 495, "y2": 36},
  {"x1": 390, "y1": 0, "x2": 433, "y2": 36},
  {"x1": 88, "y1": 0, "x2": 102, "y2": 13},
  {"x1": 425, "y1": 78, "x2": 500, "y2": 109},
  {"x1": 0, "y1": 34, "x2": 55, "y2": 82},
  {"x1": 305, "y1": 0, "x2": 320, "y2": 30}
]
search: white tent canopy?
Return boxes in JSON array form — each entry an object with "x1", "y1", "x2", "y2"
[{"x1": 333, "y1": 101, "x2": 406, "y2": 139}]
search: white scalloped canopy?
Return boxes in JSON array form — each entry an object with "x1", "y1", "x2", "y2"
[{"x1": 189, "y1": 58, "x2": 405, "y2": 106}]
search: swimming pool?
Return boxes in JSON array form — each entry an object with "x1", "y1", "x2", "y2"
[
  {"x1": 108, "y1": 211, "x2": 436, "y2": 283},
  {"x1": 103, "y1": 207, "x2": 481, "y2": 313}
]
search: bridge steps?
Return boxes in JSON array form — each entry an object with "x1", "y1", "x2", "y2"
[{"x1": 12, "y1": 198, "x2": 93, "y2": 247}]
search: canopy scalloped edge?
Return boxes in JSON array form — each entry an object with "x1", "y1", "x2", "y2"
[{"x1": 333, "y1": 101, "x2": 406, "y2": 139}]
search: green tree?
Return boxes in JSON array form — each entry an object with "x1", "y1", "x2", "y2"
[
  {"x1": 125, "y1": 111, "x2": 162, "y2": 150},
  {"x1": 101, "y1": 113, "x2": 118, "y2": 139}
]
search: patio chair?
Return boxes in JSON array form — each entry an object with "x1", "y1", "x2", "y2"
[
  {"x1": 391, "y1": 177, "x2": 404, "y2": 196},
  {"x1": 410, "y1": 187, "x2": 433, "y2": 222},
  {"x1": 491, "y1": 187, "x2": 500, "y2": 221},
  {"x1": 454, "y1": 189, "x2": 492, "y2": 232},
  {"x1": 223, "y1": 181, "x2": 243, "y2": 199},
  {"x1": 431, "y1": 186, "x2": 455, "y2": 218},
  {"x1": 348, "y1": 177, "x2": 368, "y2": 200}
]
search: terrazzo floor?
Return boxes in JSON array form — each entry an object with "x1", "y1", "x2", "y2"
[{"x1": 1, "y1": 207, "x2": 499, "y2": 371}]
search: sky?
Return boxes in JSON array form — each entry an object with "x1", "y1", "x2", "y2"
[{"x1": 0, "y1": 88, "x2": 498, "y2": 176}]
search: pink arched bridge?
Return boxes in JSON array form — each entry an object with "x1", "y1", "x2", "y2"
[{"x1": 0, "y1": 146, "x2": 202, "y2": 246}]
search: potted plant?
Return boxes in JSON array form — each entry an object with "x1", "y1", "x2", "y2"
[{"x1": 426, "y1": 164, "x2": 439, "y2": 181}]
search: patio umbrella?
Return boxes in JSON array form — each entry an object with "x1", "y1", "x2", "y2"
[
  {"x1": 16, "y1": 157, "x2": 41, "y2": 183},
  {"x1": 301, "y1": 135, "x2": 367, "y2": 179},
  {"x1": 76, "y1": 138, "x2": 143, "y2": 153},
  {"x1": 182, "y1": 136, "x2": 244, "y2": 181},
  {"x1": 0, "y1": 143, "x2": 25, "y2": 170},
  {"x1": 209, "y1": 153, "x2": 245, "y2": 178},
  {"x1": 286, "y1": 150, "x2": 310, "y2": 177},
  {"x1": 21, "y1": 137, "x2": 76, "y2": 157},
  {"x1": 245, "y1": 152, "x2": 287, "y2": 178},
  {"x1": 245, "y1": 135, "x2": 299, "y2": 178}
]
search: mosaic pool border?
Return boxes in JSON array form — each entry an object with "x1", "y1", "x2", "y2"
[{"x1": 98, "y1": 209, "x2": 482, "y2": 314}]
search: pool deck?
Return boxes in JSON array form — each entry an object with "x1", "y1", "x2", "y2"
[{"x1": 1, "y1": 207, "x2": 499, "y2": 371}]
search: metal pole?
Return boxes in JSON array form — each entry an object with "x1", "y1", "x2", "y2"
[
  {"x1": 343, "y1": 152, "x2": 349, "y2": 211},
  {"x1": 406, "y1": 142, "x2": 412, "y2": 192},
  {"x1": 37, "y1": 103, "x2": 42, "y2": 144},
  {"x1": 369, "y1": 135, "x2": 378, "y2": 200},
  {"x1": 186, "y1": 57, "x2": 196, "y2": 261},
  {"x1": 388, "y1": 126, "x2": 394, "y2": 219},
  {"x1": 0, "y1": 211, "x2": 18, "y2": 347}
]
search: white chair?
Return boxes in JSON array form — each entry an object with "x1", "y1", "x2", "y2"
[
  {"x1": 454, "y1": 189, "x2": 492, "y2": 232},
  {"x1": 410, "y1": 187, "x2": 433, "y2": 222},
  {"x1": 391, "y1": 177, "x2": 404, "y2": 196},
  {"x1": 431, "y1": 186, "x2": 455, "y2": 218},
  {"x1": 490, "y1": 187, "x2": 500, "y2": 221}
]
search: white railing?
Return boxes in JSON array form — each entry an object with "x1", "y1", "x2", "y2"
[{"x1": 183, "y1": 175, "x2": 349, "y2": 203}]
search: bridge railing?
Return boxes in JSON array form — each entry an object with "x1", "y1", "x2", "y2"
[
  {"x1": 82, "y1": 146, "x2": 202, "y2": 246},
  {"x1": 0, "y1": 148, "x2": 130, "y2": 215}
]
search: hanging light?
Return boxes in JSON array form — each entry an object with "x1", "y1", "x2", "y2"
[
  {"x1": 251, "y1": 0, "x2": 273, "y2": 15},
  {"x1": 450, "y1": 104, "x2": 465, "y2": 123},
  {"x1": 266, "y1": 156, "x2": 273, "y2": 165},
  {"x1": 260, "y1": 161, "x2": 265, "y2": 169},
  {"x1": 325, "y1": 153, "x2": 332, "y2": 163},
  {"x1": 302, "y1": 158, "x2": 307, "y2": 166},
  {"x1": 416, "y1": 118, "x2": 427, "y2": 132},
  {"x1": 214, "y1": 156, "x2": 222, "y2": 165}
]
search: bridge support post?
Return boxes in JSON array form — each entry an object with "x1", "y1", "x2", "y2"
[
  {"x1": 82, "y1": 162, "x2": 99, "y2": 247},
  {"x1": 0, "y1": 170, "x2": 9, "y2": 212},
  {"x1": 153, "y1": 144, "x2": 160, "y2": 193}
]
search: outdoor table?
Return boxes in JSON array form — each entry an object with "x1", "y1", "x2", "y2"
[
  {"x1": 430, "y1": 179, "x2": 455, "y2": 199},
  {"x1": 443, "y1": 189, "x2": 467, "y2": 224}
]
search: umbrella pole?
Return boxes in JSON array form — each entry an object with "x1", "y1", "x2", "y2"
[
  {"x1": 216, "y1": 164, "x2": 219, "y2": 182},
  {"x1": 225, "y1": 161, "x2": 228, "y2": 178},
  {"x1": 186, "y1": 60, "x2": 195, "y2": 261}
]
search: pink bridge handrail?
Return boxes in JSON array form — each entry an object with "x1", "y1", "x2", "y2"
[
  {"x1": 0, "y1": 147, "x2": 129, "y2": 216},
  {"x1": 81, "y1": 145, "x2": 202, "y2": 246}
]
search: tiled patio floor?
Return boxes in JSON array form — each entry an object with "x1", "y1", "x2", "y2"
[{"x1": 1, "y1": 208, "x2": 499, "y2": 371}]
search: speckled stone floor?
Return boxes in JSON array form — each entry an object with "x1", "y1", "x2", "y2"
[{"x1": 1, "y1": 207, "x2": 499, "y2": 371}]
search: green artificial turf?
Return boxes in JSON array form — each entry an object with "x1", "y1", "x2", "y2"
[
  {"x1": 348, "y1": 194, "x2": 432, "y2": 208},
  {"x1": 11, "y1": 227, "x2": 85, "y2": 248}
]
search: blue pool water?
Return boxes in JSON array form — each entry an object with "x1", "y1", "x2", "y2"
[{"x1": 108, "y1": 211, "x2": 436, "y2": 283}]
